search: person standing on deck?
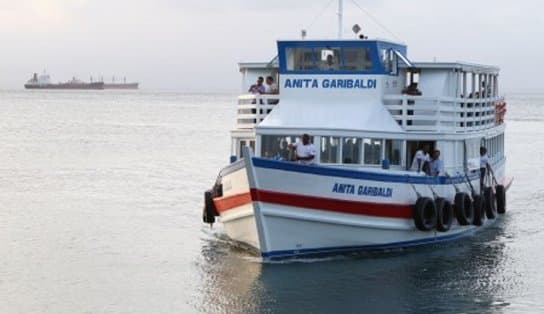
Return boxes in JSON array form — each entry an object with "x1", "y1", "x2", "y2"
[
  {"x1": 248, "y1": 77, "x2": 265, "y2": 94},
  {"x1": 289, "y1": 134, "x2": 316, "y2": 165},
  {"x1": 430, "y1": 149, "x2": 444, "y2": 176},
  {"x1": 480, "y1": 146, "x2": 491, "y2": 189},
  {"x1": 410, "y1": 145, "x2": 430, "y2": 173}
]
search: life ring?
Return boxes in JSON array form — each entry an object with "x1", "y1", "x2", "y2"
[
  {"x1": 483, "y1": 187, "x2": 497, "y2": 219},
  {"x1": 472, "y1": 194, "x2": 486, "y2": 226},
  {"x1": 202, "y1": 189, "x2": 218, "y2": 224},
  {"x1": 435, "y1": 197, "x2": 453, "y2": 232},
  {"x1": 414, "y1": 197, "x2": 437, "y2": 231},
  {"x1": 495, "y1": 184, "x2": 506, "y2": 214},
  {"x1": 454, "y1": 192, "x2": 474, "y2": 225}
]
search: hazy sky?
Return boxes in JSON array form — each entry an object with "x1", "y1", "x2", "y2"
[{"x1": 0, "y1": 0, "x2": 541, "y2": 93}]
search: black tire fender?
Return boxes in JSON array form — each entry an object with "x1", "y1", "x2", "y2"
[
  {"x1": 414, "y1": 197, "x2": 437, "y2": 231},
  {"x1": 454, "y1": 192, "x2": 473, "y2": 225},
  {"x1": 435, "y1": 197, "x2": 453, "y2": 232},
  {"x1": 496, "y1": 185, "x2": 506, "y2": 214},
  {"x1": 203, "y1": 190, "x2": 217, "y2": 224},
  {"x1": 483, "y1": 187, "x2": 497, "y2": 219},
  {"x1": 472, "y1": 194, "x2": 486, "y2": 226}
]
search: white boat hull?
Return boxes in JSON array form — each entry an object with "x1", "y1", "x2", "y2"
[{"x1": 212, "y1": 154, "x2": 510, "y2": 259}]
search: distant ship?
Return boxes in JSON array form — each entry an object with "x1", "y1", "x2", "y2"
[
  {"x1": 24, "y1": 72, "x2": 104, "y2": 90},
  {"x1": 103, "y1": 76, "x2": 139, "y2": 90}
]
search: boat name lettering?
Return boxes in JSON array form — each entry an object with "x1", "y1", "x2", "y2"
[
  {"x1": 332, "y1": 183, "x2": 392, "y2": 198},
  {"x1": 283, "y1": 78, "x2": 377, "y2": 89}
]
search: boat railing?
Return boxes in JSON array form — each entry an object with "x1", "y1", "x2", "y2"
[
  {"x1": 383, "y1": 95, "x2": 505, "y2": 133},
  {"x1": 236, "y1": 94, "x2": 280, "y2": 129}
]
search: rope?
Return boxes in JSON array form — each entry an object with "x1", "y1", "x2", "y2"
[
  {"x1": 305, "y1": 0, "x2": 337, "y2": 31},
  {"x1": 349, "y1": 0, "x2": 403, "y2": 42}
]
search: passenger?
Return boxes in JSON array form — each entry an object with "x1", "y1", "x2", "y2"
[
  {"x1": 430, "y1": 149, "x2": 444, "y2": 176},
  {"x1": 264, "y1": 76, "x2": 278, "y2": 94},
  {"x1": 265, "y1": 76, "x2": 279, "y2": 105},
  {"x1": 410, "y1": 145, "x2": 430, "y2": 173},
  {"x1": 248, "y1": 76, "x2": 265, "y2": 94},
  {"x1": 289, "y1": 134, "x2": 316, "y2": 165},
  {"x1": 480, "y1": 146, "x2": 490, "y2": 189}
]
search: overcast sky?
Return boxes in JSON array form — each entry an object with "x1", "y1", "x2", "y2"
[{"x1": 0, "y1": 0, "x2": 541, "y2": 93}]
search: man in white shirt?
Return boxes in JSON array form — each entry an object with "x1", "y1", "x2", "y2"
[
  {"x1": 289, "y1": 134, "x2": 316, "y2": 165},
  {"x1": 264, "y1": 76, "x2": 278, "y2": 94},
  {"x1": 410, "y1": 145, "x2": 430, "y2": 173}
]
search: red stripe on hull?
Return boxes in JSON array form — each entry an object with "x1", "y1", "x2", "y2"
[
  {"x1": 250, "y1": 188, "x2": 413, "y2": 218},
  {"x1": 214, "y1": 192, "x2": 252, "y2": 212}
]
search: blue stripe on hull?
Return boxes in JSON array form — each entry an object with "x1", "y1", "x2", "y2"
[
  {"x1": 262, "y1": 227, "x2": 478, "y2": 259},
  {"x1": 252, "y1": 157, "x2": 480, "y2": 185}
]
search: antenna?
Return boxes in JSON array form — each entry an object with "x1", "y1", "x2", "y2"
[{"x1": 337, "y1": 0, "x2": 343, "y2": 39}]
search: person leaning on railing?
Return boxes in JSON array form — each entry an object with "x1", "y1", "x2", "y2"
[{"x1": 264, "y1": 76, "x2": 279, "y2": 106}]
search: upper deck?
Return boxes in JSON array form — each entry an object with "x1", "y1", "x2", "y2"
[{"x1": 234, "y1": 38, "x2": 504, "y2": 137}]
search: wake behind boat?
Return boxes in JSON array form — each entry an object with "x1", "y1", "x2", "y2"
[{"x1": 202, "y1": 1, "x2": 512, "y2": 260}]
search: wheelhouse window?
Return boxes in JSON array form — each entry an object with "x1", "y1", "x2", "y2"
[
  {"x1": 385, "y1": 140, "x2": 402, "y2": 166},
  {"x1": 284, "y1": 46, "x2": 374, "y2": 73},
  {"x1": 320, "y1": 136, "x2": 340, "y2": 163},
  {"x1": 364, "y1": 138, "x2": 382, "y2": 165},
  {"x1": 342, "y1": 137, "x2": 362, "y2": 164},
  {"x1": 261, "y1": 135, "x2": 298, "y2": 160},
  {"x1": 342, "y1": 47, "x2": 373, "y2": 71},
  {"x1": 286, "y1": 47, "x2": 317, "y2": 71}
]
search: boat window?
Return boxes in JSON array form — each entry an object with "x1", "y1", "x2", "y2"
[
  {"x1": 284, "y1": 46, "x2": 375, "y2": 72},
  {"x1": 286, "y1": 47, "x2": 317, "y2": 71},
  {"x1": 317, "y1": 47, "x2": 341, "y2": 70},
  {"x1": 341, "y1": 47, "x2": 373, "y2": 71},
  {"x1": 320, "y1": 136, "x2": 340, "y2": 163},
  {"x1": 342, "y1": 137, "x2": 362, "y2": 164},
  {"x1": 364, "y1": 138, "x2": 382, "y2": 165},
  {"x1": 385, "y1": 140, "x2": 402, "y2": 166},
  {"x1": 381, "y1": 49, "x2": 391, "y2": 73},
  {"x1": 261, "y1": 135, "x2": 298, "y2": 160}
]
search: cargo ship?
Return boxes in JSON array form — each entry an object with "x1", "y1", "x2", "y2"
[
  {"x1": 24, "y1": 73, "x2": 104, "y2": 90},
  {"x1": 103, "y1": 76, "x2": 139, "y2": 90}
]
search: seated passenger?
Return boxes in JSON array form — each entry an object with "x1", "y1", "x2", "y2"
[
  {"x1": 430, "y1": 149, "x2": 444, "y2": 176},
  {"x1": 289, "y1": 134, "x2": 316, "y2": 165}
]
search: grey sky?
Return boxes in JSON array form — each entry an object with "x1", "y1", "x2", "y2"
[{"x1": 0, "y1": 0, "x2": 541, "y2": 92}]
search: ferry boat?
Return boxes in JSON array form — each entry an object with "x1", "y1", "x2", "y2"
[{"x1": 203, "y1": 2, "x2": 512, "y2": 260}]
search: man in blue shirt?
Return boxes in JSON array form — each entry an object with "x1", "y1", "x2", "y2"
[{"x1": 430, "y1": 149, "x2": 444, "y2": 176}]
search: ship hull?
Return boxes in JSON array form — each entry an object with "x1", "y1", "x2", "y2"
[
  {"x1": 103, "y1": 83, "x2": 139, "y2": 90},
  {"x1": 213, "y1": 152, "x2": 511, "y2": 260},
  {"x1": 24, "y1": 82, "x2": 105, "y2": 90}
]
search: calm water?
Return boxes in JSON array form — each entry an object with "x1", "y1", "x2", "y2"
[{"x1": 1, "y1": 90, "x2": 543, "y2": 314}]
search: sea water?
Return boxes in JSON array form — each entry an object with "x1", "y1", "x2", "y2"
[{"x1": 1, "y1": 90, "x2": 543, "y2": 313}]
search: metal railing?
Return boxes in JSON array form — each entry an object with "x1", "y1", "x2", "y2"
[
  {"x1": 383, "y1": 95, "x2": 504, "y2": 133},
  {"x1": 236, "y1": 94, "x2": 280, "y2": 129}
]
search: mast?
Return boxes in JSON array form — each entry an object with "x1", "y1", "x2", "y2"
[{"x1": 337, "y1": 0, "x2": 343, "y2": 39}]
